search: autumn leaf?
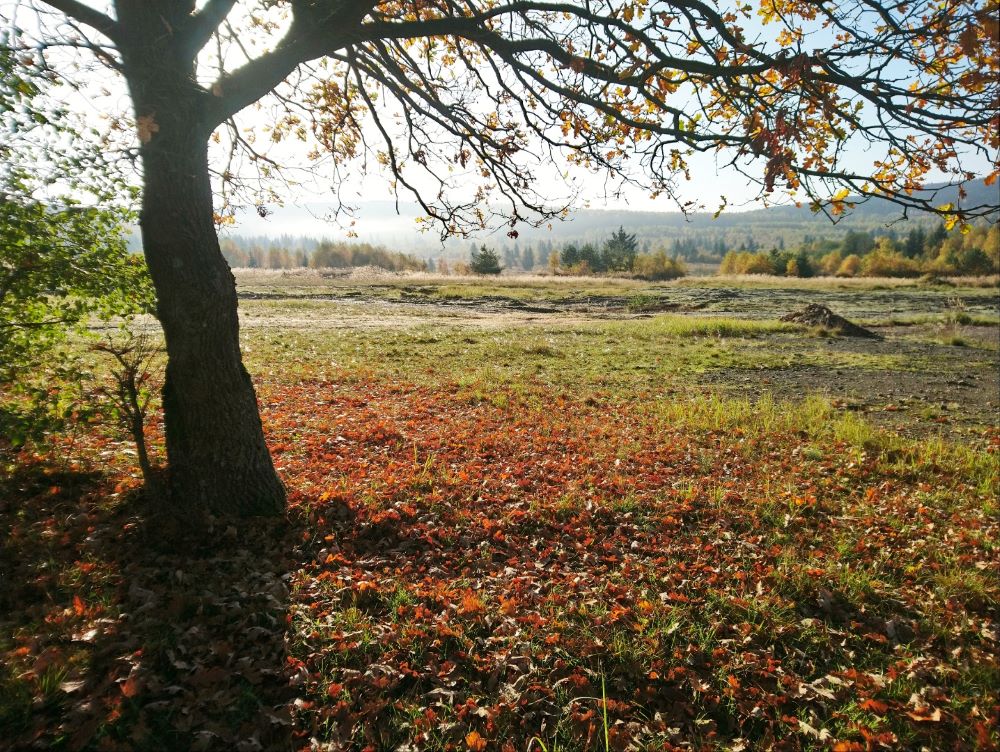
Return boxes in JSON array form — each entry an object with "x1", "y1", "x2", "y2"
[
  {"x1": 120, "y1": 675, "x2": 142, "y2": 698},
  {"x1": 136, "y1": 114, "x2": 159, "y2": 144},
  {"x1": 466, "y1": 730, "x2": 487, "y2": 751},
  {"x1": 857, "y1": 698, "x2": 888, "y2": 714},
  {"x1": 832, "y1": 743, "x2": 864, "y2": 752}
]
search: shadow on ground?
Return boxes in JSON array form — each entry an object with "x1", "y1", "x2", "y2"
[{"x1": 0, "y1": 460, "x2": 300, "y2": 751}]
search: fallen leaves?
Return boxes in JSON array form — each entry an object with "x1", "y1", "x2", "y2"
[{"x1": 2, "y1": 377, "x2": 998, "y2": 750}]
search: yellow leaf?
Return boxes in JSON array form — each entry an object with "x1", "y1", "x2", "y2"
[{"x1": 832, "y1": 188, "x2": 851, "y2": 202}]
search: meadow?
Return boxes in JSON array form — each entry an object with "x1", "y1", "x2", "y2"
[{"x1": 2, "y1": 271, "x2": 998, "y2": 751}]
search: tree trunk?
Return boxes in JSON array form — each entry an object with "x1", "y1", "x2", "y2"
[{"x1": 137, "y1": 128, "x2": 286, "y2": 516}]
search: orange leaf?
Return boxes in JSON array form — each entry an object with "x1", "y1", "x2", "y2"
[
  {"x1": 466, "y1": 730, "x2": 487, "y2": 751},
  {"x1": 858, "y1": 698, "x2": 888, "y2": 714},
  {"x1": 120, "y1": 675, "x2": 141, "y2": 698},
  {"x1": 72, "y1": 595, "x2": 86, "y2": 616}
]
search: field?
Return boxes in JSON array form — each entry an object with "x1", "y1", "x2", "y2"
[{"x1": 2, "y1": 271, "x2": 998, "y2": 751}]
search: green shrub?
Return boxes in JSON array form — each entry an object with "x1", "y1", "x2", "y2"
[{"x1": 632, "y1": 251, "x2": 686, "y2": 280}]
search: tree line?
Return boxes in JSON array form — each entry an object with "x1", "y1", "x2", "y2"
[
  {"x1": 467, "y1": 228, "x2": 687, "y2": 280},
  {"x1": 720, "y1": 223, "x2": 999, "y2": 278},
  {"x1": 219, "y1": 237, "x2": 425, "y2": 272}
]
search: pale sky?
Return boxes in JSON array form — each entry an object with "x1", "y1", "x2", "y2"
[{"x1": 5, "y1": 0, "x2": 995, "y2": 239}]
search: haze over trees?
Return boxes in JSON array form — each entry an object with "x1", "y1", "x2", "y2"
[{"x1": 4, "y1": 0, "x2": 997, "y2": 517}]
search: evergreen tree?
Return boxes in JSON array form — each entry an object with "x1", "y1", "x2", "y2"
[
  {"x1": 841, "y1": 230, "x2": 875, "y2": 255},
  {"x1": 470, "y1": 245, "x2": 503, "y2": 275},
  {"x1": 929, "y1": 222, "x2": 948, "y2": 249},
  {"x1": 560, "y1": 243, "x2": 581, "y2": 268},
  {"x1": 603, "y1": 226, "x2": 639, "y2": 270}
]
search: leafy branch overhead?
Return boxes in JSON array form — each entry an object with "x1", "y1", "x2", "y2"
[{"x1": 18, "y1": 0, "x2": 1000, "y2": 233}]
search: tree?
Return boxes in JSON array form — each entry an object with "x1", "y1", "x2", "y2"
[
  {"x1": 470, "y1": 244, "x2": 503, "y2": 275},
  {"x1": 6, "y1": 0, "x2": 997, "y2": 516},
  {"x1": 522, "y1": 245, "x2": 535, "y2": 271},
  {"x1": 841, "y1": 230, "x2": 875, "y2": 256},
  {"x1": 559, "y1": 243, "x2": 581, "y2": 269},
  {"x1": 603, "y1": 226, "x2": 638, "y2": 271},
  {"x1": 1, "y1": 46, "x2": 154, "y2": 443},
  {"x1": 903, "y1": 226, "x2": 927, "y2": 259}
]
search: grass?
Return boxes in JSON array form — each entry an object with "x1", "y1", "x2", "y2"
[
  {"x1": 239, "y1": 310, "x2": 922, "y2": 396},
  {"x1": 3, "y1": 275, "x2": 999, "y2": 750}
]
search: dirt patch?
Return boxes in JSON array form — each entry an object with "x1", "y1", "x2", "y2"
[
  {"x1": 698, "y1": 329, "x2": 999, "y2": 440},
  {"x1": 781, "y1": 304, "x2": 881, "y2": 338}
]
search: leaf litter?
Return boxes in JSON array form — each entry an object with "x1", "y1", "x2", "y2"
[{"x1": 1, "y1": 377, "x2": 997, "y2": 750}]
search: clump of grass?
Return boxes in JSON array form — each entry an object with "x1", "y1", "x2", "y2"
[
  {"x1": 653, "y1": 393, "x2": 999, "y2": 491},
  {"x1": 633, "y1": 315, "x2": 797, "y2": 338},
  {"x1": 522, "y1": 341, "x2": 561, "y2": 357}
]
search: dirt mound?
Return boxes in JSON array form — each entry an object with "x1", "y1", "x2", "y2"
[{"x1": 781, "y1": 303, "x2": 882, "y2": 338}]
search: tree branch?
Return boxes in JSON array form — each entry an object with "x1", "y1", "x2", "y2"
[
  {"x1": 178, "y1": 0, "x2": 236, "y2": 61},
  {"x1": 37, "y1": 0, "x2": 120, "y2": 44},
  {"x1": 204, "y1": 40, "x2": 313, "y2": 127}
]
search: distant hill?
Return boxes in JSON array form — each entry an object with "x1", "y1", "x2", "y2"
[{"x1": 205, "y1": 178, "x2": 998, "y2": 259}]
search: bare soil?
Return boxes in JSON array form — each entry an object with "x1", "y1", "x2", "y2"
[{"x1": 698, "y1": 328, "x2": 999, "y2": 438}]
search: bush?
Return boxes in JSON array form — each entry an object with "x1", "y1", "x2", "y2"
[
  {"x1": 743, "y1": 254, "x2": 776, "y2": 275},
  {"x1": 633, "y1": 251, "x2": 686, "y2": 280},
  {"x1": 818, "y1": 250, "x2": 843, "y2": 275},
  {"x1": 718, "y1": 251, "x2": 775, "y2": 275},
  {"x1": 861, "y1": 249, "x2": 921, "y2": 277},
  {"x1": 835, "y1": 254, "x2": 862, "y2": 277}
]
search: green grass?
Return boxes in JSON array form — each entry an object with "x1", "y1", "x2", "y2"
[
  {"x1": 240, "y1": 308, "x2": 918, "y2": 393},
  {"x1": 5, "y1": 274, "x2": 999, "y2": 751}
]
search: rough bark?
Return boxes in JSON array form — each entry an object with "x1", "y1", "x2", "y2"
[
  {"x1": 140, "y1": 137, "x2": 285, "y2": 515},
  {"x1": 120, "y1": 33, "x2": 286, "y2": 515}
]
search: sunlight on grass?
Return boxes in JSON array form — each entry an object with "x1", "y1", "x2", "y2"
[
  {"x1": 5, "y1": 276, "x2": 998, "y2": 751},
  {"x1": 620, "y1": 314, "x2": 799, "y2": 338}
]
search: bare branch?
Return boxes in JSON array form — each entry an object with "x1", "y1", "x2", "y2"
[{"x1": 36, "y1": 0, "x2": 120, "y2": 43}]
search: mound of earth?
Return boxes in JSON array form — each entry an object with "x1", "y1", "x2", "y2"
[{"x1": 781, "y1": 303, "x2": 882, "y2": 338}]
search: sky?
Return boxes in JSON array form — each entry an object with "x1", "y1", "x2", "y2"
[{"x1": 5, "y1": 0, "x2": 995, "y2": 241}]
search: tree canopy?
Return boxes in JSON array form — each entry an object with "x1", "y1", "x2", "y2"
[{"x1": 10, "y1": 0, "x2": 998, "y2": 229}]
